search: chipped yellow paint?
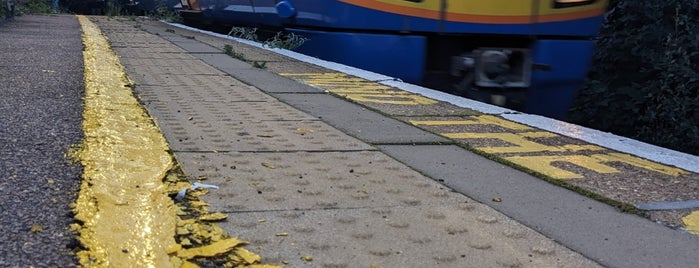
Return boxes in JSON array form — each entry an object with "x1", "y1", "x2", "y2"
[
  {"x1": 282, "y1": 72, "x2": 438, "y2": 105},
  {"x1": 682, "y1": 211, "x2": 699, "y2": 235},
  {"x1": 177, "y1": 238, "x2": 246, "y2": 259},
  {"x1": 234, "y1": 247, "x2": 262, "y2": 264},
  {"x1": 74, "y1": 15, "x2": 178, "y2": 267},
  {"x1": 198, "y1": 212, "x2": 228, "y2": 222}
]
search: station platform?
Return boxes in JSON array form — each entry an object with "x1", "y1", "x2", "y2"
[{"x1": 2, "y1": 15, "x2": 699, "y2": 267}]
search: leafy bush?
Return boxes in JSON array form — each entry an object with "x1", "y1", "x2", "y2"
[
  {"x1": 1, "y1": 0, "x2": 7, "y2": 18},
  {"x1": 569, "y1": 0, "x2": 699, "y2": 156},
  {"x1": 18, "y1": 0, "x2": 52, "y2": 14}
]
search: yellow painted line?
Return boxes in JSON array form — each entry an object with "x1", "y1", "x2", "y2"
[
  {"x1": 506, "y1": 155, "x2": 620, "y2": 179},
  {"x1": 282, "y1": 73, "x2": 689, "y2": 180},
  {"x1": 682, "y1": 211, "x2": 699, "y2": 235},
  {"x1": 411, "y1": 116, "x2": 687, "y2": 179},
  {"x1": 506, "y1": 152, "x2": 687, "y2": 179},
  {"x1": 443, "y1": 131, "x2": 604, "y2": 154},
  {"x1": 283, "y1": 72, "x2": 438, "y2": 105},
  {"x1": 411, "y1": 115, "x2": 533, "y2": 131},
  {"x1": 74, "y1": 15, "x2": 178, "y2": 267},
  {"x1": 338, "y1": 93, "x2": 438, "y2": 105},
  {"x1": 592, "y1": 153, "x2": 687, "y2": 177},
  {"x1": 74, "y1": 16, "x2": 280, "y2": 268}
]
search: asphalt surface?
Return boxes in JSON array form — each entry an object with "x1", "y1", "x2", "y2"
[{"x1": 0, "y1": 15, "x2": 83, "y2": 266}]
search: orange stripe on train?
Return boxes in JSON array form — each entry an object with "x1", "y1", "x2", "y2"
[{"x1": 339, "y1": 0, "x2": 606, "y2": 24}]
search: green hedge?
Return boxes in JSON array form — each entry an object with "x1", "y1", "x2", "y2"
[{"x1": 569, "y1": 0, "x2": 699, "y2": 156}]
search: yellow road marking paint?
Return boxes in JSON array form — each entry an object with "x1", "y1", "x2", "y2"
[
  {"x1": 682, "y1": 211, "x2": 699, "y2": 235},
  {"x1": 74, "y1": 15, "x2": 178, "y2": 267},
  {"x1": 411, "y1": 115, "x2": 533, "y2": 131},
  {"x1": 412, "y1": 116, "x2": 687, "y2": 178},
  {"x1": 340, "y1": 93, "x2": 438, "y2": 105},
  {"x1": 283, "y1": 74, "x2": 689, "y2": 180},
  {"x1": 444, "y1": 132, "x2": 605, "y2": 154},
  {"x1": 282, "y1": 72, "x2": 438, "y2": 105},
  {"x1": 506, "y1": 155, "x2": 619, "y2": 179},
  {"x1": 592, "y1": 153, "x2": 687, "y2": 177}
]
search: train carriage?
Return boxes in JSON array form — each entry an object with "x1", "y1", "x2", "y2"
[{"x1": 177, "y1": 0, "x2": 608, "y2": 119}]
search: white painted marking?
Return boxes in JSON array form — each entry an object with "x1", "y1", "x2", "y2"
[{"x1": 164, "y1": 22, "x2": 699, "y2": 173}]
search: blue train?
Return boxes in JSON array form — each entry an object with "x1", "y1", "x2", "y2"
[{"x1": 173, "y1": 0, "x2": 608, "y2": 119}]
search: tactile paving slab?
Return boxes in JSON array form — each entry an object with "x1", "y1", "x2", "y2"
[
  {"x1": 145, "y1": 99, "x2": 316, "y2": 123},
  {"x1": 160, "y1": 119, "x2": 371, "y2": 152},
  {"x1": 118, "y1": 58, "x2": 224, "y2": 75},
  {"x1": 177, "y1": 149, "x2": 600, "y2": 267},
  {"x1": 132, "y1": 74, "x2": 241, "y2": 88},
  {"x1": 113, "y1": 48, "x2": 193, "y2": 59},
  {"x1": 134, "y1": 84, "x2": 275, "y2": 103},
  {"x1": 219, "y1": 205, "x2": 599, "y2": 268},
  {"x1": 177, "y1": 151, "x2": 462, "y2": 211}
]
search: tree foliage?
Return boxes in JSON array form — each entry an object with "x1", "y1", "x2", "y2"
[{"x1": 569, "y1": 0, "x2": 699, "y2": 155}]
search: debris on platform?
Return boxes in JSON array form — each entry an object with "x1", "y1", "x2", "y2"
[
  {"x1": 165, "y1": 169, "x2": 280, "y2": 267},
  {"x1": 175, "y1": 182, "x2": 220, "y2": 201}
]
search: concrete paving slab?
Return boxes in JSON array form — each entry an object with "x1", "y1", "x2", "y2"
[
  {"x1": 193, "y1": 54, "x2": 321, "y2": 93},
  {"x1": 170, "y1": 39, "x2": 221, "y2": 53},
  {"x1": 192, "y1": 53, "x2": 253, "y2": 71},
  {"x1": 117, "y1": 58, "x2": 223, "y2": 75},
  {"x1": 377, "y1": 144, "x2": 699, "y2": 268},
  {"x1": 134, "y1": 87, "x2": 275, "y2": 108},
  {"x1": 280, "y1": 73, "x2": 480, "y2": 116},
  {"x1": 177, "y1": 151, "x2": 461, "y2": 212},
  {"x1": 263, "y1": 60, "x2": 330, "y2": 74},
  {"x1": 130, "y1": 73, "x2": 232, "y2": 87},
  {"x1": 113, "y1": 47, "x2": 193, "y2": 59},
  {"x1": 145, "y1": 98, "x2": 317, "y2": 123},
  {"x1": 137, "y1": 22, "x2": 294, "y2": 62},
  {"x1": 218, "y1": 206, "x2": 599, "y2": 268},
  {"x1": 274, "y1": 93, "x2": 452, "y2": 144},
  {"x1": 155, "y1": 117, "x2": 371, "y2": 152}
]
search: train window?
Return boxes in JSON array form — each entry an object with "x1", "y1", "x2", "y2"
[{"x1": 553, "y1": 0, "x2": 597, "y2": 8}]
